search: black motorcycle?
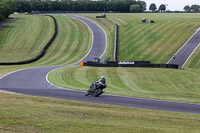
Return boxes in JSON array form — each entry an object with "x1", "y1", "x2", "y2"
[{"x1": 85, "y1": 82, "x2": 106, "y2": 97}]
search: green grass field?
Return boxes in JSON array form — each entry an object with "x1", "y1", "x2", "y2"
[
  {"x1": 48, "y1": 66, "x2": 200, "y2": 104},
  {"x1": 1, "y1": 13, "x2": 200, "y2": 132},
  {"x1": 0, "y1": 15, "x2": 54, "y2": 62},
  {"x1": 184, "y1": 44, "x2": 200, "y2": 69},
  {"x1": 33, "y1": 15, "x2": 92, "y2": 66},
  {"x1": 108, "y1": 13, "x2": 200, "y2": 64},
  {"x1": 1, "y1": 93, "x2": 200, "y2": 133}
]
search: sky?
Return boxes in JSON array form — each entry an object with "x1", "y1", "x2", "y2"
[{"x1": 145, "y1": 0, "x2": 200, "y2": 11}]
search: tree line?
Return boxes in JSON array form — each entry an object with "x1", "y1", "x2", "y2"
[
  {"x1": 184, "y1": 5, "x2": 200, "y2": 12},
  {"x1": 14, "y1": 0, "x2": 146, "y2": 13},
  {"x1": 0, "y1": 0, "x2": 147, "y2": 22},
  {"x1": 149, "y1": 3, "x2": 200, "y2": 13},
  {"x1": 149, "y1": 3, "x2": 167, "y2": 13},
  {"x1": 0, "y1": 0, "x2": 16, "y2": 22}
]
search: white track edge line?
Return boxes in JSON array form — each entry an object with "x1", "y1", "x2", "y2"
[
  {"x1": 182, "y1": 43, "x2": 200, "y2": 67},
  {"x1": 0, "y1": 89, "x2": 21, "y2": 95},
  {"x1": 0, "y1": 67, "x2": 36, "y2": 80},
  {"x1": 167, "y1": 28, "x2": 200, "y2": 64},
  {"x1": 69, "y1": 16, "x2": 94, "y2": 64},
  {"x1": 73, "y1": 15, "x2": 107, "y2": 59}
]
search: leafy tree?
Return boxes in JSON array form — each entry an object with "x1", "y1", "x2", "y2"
[
  {"x1": 130, "y1": 4, "x2": 141, "y2": 13},
  {"x1": 0, "y1": 3, "x2": 5, "y2": 21},
  {"x1": 138, "y1": 1, "x2": 146, "y2": 12},
  {"x1": 0, "y1": 0, "x2": 16, "y2": 22},
  {"x1": 159, "y1": 4, "x2": 166, "y2": 13},
  {"x1": 190, "y1": 4, "x2": 200, "y2": 12},
  {"x1": 184, "y1": 5, "x2": 190, "y2": 12},
  {"x1": 15, "y1": 1, "x2": 32, "y2": 12},
  {"x1": 149, "y1": 3, "x2": 157, "y2": 12}
]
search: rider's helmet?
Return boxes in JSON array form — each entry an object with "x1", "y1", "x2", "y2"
[{"x1": 101, "y1": 76, "x2": 104, "y2": 79}]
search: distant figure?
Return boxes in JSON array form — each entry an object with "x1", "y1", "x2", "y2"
[
  {"x1": 195, "y1": 35, "x2": 199, "y2": 39},
  {"x1": 150, "y1": 20, "x2": 155, "y2": 23},
  {"x1": 142, "y1": 18, "x2": 146, "y2": 23}
]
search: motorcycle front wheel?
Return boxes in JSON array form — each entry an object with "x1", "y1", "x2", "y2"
[
  {"x1": 85, "y1": 91, "x2": 89, "y2": 96},
  {"x1": 94, "y1": 89, "x2": 102, "y2": 97}
]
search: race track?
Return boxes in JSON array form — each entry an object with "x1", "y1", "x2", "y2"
[{"x1": 1, "y1": 16, "x2": 200, "y2": 114}]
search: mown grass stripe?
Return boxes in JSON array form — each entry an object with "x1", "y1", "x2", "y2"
[
  {"x1": 34, "y1": 15, "x2": 91, "y2": 66},
  {"x1": 28, "y1": 16, "x2": 52, "y2": 56},
  {"x1": 39, "y1": 16, "x2": 72, "y2": 64},
  {"x1": 40, "y1": 16, "x2": 76, "y2": 65},
  {"x1": 48, "y1": 66, "x2": 200, "y2": 104},
  {"x1": 0, "y1": 15, "x2": 54, "y2": 63},
  {"x1": 129, "y1": 21, "x2": 179, "y2": 61},
  {"x1": 118, "y1": 20, "x2": 172, "y2": 61},
  {"x1": 103, "y1": 13, "x2": 200, "y2": 65}
]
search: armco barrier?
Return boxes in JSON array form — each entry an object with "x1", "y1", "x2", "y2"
[
  {"x1": 82, "y1": 61, "x2": 179, "y2": 69},
  {"x1": 114, "y1": 23, "x2": 118, "y2": 61},
  {"x1": 0, "y1": 15, "x2": 58, "y2": 65}
]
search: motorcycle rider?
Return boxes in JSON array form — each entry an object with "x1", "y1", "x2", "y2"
[
  {"x1": 87, "y1": 76, "x2": 106, "y2": 96},
  {"x1": 96, "y1": 76, "x2": 106, "y2": 87}
]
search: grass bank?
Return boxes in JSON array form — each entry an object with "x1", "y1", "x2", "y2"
[
  {"x1": 1, "y1": 93, "x2": 200, "y2": 133},
  {"x1": 0, "y1": 15, "x2": 54, "y2": 62},
  {"x1": 184, "y1": 43, "x2": 200, "y2": 69},
  {"x1": 33, "y1": 15, "x2": 92, "y2": 66},
  {"x1": 48, "y1": 66, "x2": 200, "y2": 104},
  {"x1": 115, "y1": 13, "x2": 200, "y2": 64}
]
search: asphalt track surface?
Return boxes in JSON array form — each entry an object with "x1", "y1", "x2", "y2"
[
  {"x1": 1, "y1": 16, "x2": 200, "y2": 114},
  {"x1": 167, "y1": 29, "x2": 200, "y2": 67}
]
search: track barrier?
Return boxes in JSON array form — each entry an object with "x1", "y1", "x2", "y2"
[
  {"x1": 81, "y1": 61, "x2": 179, "y2": 69},
  {"x1": 114, "y1": 23, "x2": 118, "y2": 61}
]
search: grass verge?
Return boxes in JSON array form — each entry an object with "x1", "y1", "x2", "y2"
[
  {"x1": 184, "y1": 43, "x2": 200, "y2": 69},
  {"x1": 1, "y1": 93, "x2": 200, "y2": 133},
  {"x1": 48, "y1": 66, "x2": 200, "y2": 104}
]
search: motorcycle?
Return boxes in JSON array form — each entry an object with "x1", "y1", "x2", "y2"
[{"x1": 85, "y1": 82, "x2": 106, "y2": 97}]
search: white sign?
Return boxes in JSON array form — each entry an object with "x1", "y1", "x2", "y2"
[{"x1": 118, "y1": 61, "x2": 135, "y2": 65}]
